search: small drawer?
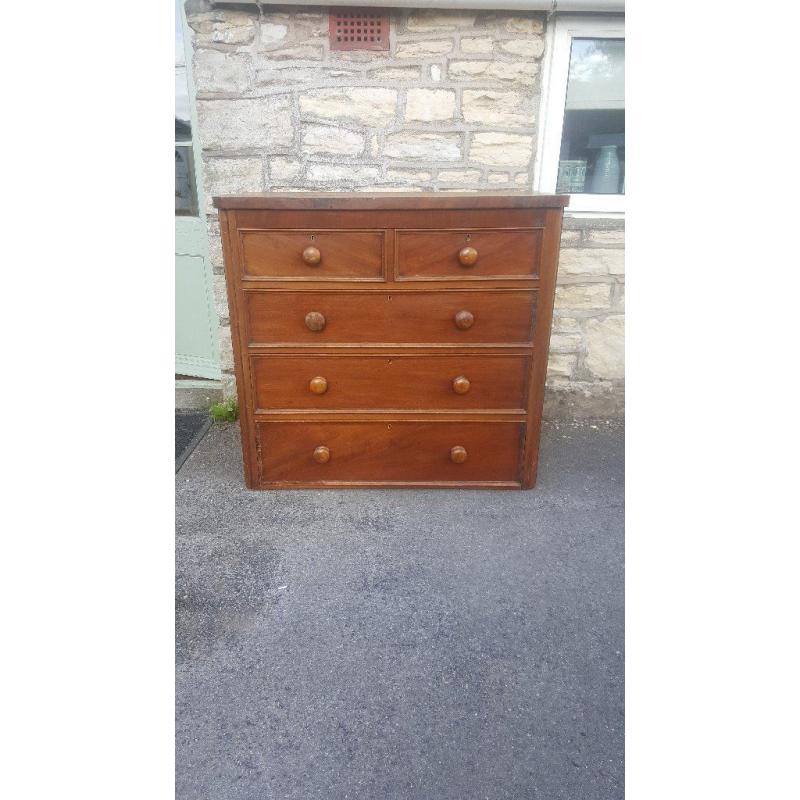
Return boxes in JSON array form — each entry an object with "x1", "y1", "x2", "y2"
[
  {"x1": 256, "y1": 421, "x2": 523, "y2": 485},
  {"x1": 239, "y1": 229, "x2": 385, "y2": 280},
  {"x1": 244, "y1": 290, "x2": 536, "y2": 345},
  {"x1": 252, "y1": 354, "x2": 529, "y2": 411},
  {"x1": 396, "y1": 228, "x2": 542, "y2": 280}
]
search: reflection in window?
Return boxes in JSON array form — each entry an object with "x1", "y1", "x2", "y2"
[
  {"x1": 175, "y1": 3, "x2": 198, "y2": 215},
  {"x1": 557, "y1": 38, "x2": 624, "y2": 195},
  {"x1": 176, "y1": 145, "x2": 198, "y2": 216}
]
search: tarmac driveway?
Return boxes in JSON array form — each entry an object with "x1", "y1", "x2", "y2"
[{"x1": 176, "y1": 420, "x2": 624, "y2": 800}]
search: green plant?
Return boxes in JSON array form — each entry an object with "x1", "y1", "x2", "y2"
[{"x1": 209, "y1": 398, "x2": 239, "y2": 423}]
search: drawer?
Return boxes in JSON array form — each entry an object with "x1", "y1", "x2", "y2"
[
  {"x1": 244, "y1": 290, "x2": 536, "y2": 345},
  {"x1": 396, "y1": 228, "x2": 541, "y2": 280},
  {"x1": 252, "y1": 354, "x2": 529, "y2": 411},
  {"x1": 239, "y1": 229, "x2": 385, "y2": 280},
  {"x1": 256, "y1": 421, "x2": 523, "y2": 485}
]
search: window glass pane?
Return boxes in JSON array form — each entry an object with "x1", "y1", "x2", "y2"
[
  {"x1": 557, "y1": 38, "x2": 624, "y2": 195},
  {"x1": 175, "y1": 4, "x2": 197, "y2": 214},
  {"x1": 176, "y1": 146, "x2": 198, "y2": 216}
]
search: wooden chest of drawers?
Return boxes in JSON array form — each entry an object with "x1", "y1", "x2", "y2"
[{"x1": 214, "y1": 193, "x2": 568, "y2": 489}]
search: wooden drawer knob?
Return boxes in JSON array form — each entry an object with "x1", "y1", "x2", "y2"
[
  {"x1": 458, "y1": 246, "x2": 478, "y2": 266},
  {"x1": 302, "y1": 245, "x2": 321, "y2": 265},
  {"x1": 454, "y1": 310, "x2": 474, "y2": 330},
  {"x1": 452, "y1": 375, "x2": 471, "y2": 395},
  {"x1": 450, "y1": 445, "x2": 468, "y2": 464},
  {"x1": 313, "y1": 445, "x2": 330, "y2": 464},
  {"x1": 309, "y1": 376, "x2": 328, "y2": 394},
  {"x1": 304, "y1": 311, "x2": 326, "y2": 331}
]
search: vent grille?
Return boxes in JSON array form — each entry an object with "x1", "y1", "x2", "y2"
[{"x1": 329, "y1": 10, "x2": 390, "y2": 51}]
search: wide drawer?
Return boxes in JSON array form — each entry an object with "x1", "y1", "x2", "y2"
[
  {"x1": 256, "y1": 421, "x2": 523, "y2": 485},
  {"x1": 240, "y1": 229, "x2": 385, "y2": 280},
  {"x1": 252, "y1": 354, "x2": 529, "y2": 411},
  {"x1": 244, "y1": 290, "x2": 536, "y2": 345},
  {"x1": 396, "y1": 228, "x2": 541, "y2": 280}
]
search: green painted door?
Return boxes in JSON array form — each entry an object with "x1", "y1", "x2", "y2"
[{"x1": 175, "y1": 0, "x2": 219, "y2": 380}]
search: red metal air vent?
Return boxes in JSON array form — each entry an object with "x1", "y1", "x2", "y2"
[{"x1": 329, "y1": 10, "x2": 390, "y2": 51}]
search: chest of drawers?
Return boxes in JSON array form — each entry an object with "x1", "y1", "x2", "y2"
[{"x1": 214, "y1": 193, "x2": 568, "y2": 489}]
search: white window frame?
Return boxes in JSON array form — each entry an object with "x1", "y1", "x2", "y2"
[{"x1": 534, "y1": 14, "x2": 625, "y2": 215}]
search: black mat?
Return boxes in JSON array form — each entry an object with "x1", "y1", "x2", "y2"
[{"x1": 176, "y1": 411, "x2": 211, "y2": 473}]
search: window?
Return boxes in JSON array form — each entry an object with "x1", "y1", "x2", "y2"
[
  {"x1": 175, "y1": 3, "x2": 198, "y2": 216},
  {"x1": 536, "y1": 16, "x2": 625, "y2": 214}
]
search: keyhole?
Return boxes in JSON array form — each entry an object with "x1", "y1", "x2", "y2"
[
  {"x1": 310, "y1": 233, "x2": 316, "y2": 241},
  {"x1": 387, "y1": 424, "x2": 392, "y2": 430},
  {"x1": 387, "y1": 295, "x2": 392, "y2": 301},
  {"x1": 387, "y1": 359, "x2": 392, "y2": 365},
  {"x1": 465, "y1": 233, "x2": 471, "y2": 242}
]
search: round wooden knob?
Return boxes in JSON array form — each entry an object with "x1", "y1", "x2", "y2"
[
  {"x1": 309, "y1": 376, "x2": 328, "y2": 395},
  {"x1": 452, "y1": 376, "x2": 471, "y2": 395},
  {"x1": 304, "y1": 311, "x2": 326, "y2": 331},
  {"x1": 313, "y1": 446, "x2": 330, "y2": 464},
  {"x1": 454, "y1": 310, "x2": 474, "y2": 330},
  {"x1": 450, "y1": 445, "x2": 468, "y2": 464},
  {"x1": 458, "y1": 246, "x2": 478, "y2": 266},
  {"x1": 302, "y1": 246, "x2": 321, "y2": 265}
]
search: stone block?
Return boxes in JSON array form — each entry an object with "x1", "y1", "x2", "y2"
[
  {"x1": 499, "y1": 37, "x2": 545, "y2": 58},
  {"x1": 386, "y1": 169, "x2": 433, "y2": 184},
  {"x1": 306, "y1": 164, "x2": 381, "y2": 184},
  {"x1": 555, "y1": 284, "x2": 612, "y2": 310},
  {"x1": 469, "y1": 132, "x2": 533, "y2": 167},
  {"x1": 405, "y1": 89, "x2": 456, "y2": 121},
  {"x1": 368, "y1": 66, "x2": 422, "y2": 80},
  {"x1": 202, "y1": 157, "x2": 263, "y2": 212},
  {"x1": 504, "y1": 16, "x2": 545, "y2": 35},
  {"x1": 552, "y1": 316, "x2": 581, "y2": 334},
  {"x1": 547, "y1": 353, "x2": 578, "y2": 378},
  {"x1": 462, "y1": 90, "x2": 529, "y2": 127},
  {"x1": 585, "y1": 316, "x2": 624, "y2": 379},
  {"x1": 448, "y1": 60, "x2": 538, "y2": 84},
  {"x1": 385, "y1": 132, "x2": 462, "y2": 161},
  {"x1": 197, "y1": 97, "x2": 294, "y2": 151},
  {"x1": 260, "y1": 22, "x2": 288, "y2": 46},
  {"x1": 301, "y1": 124, "x2": 365, "y2": 156},
  {"x1": 549, "y1": 333, "x2": 582, "y2": 353},
  {"x1": 192, "y1": 50, "x2": 250, "y2": 94},
  {"x1": 560, "y1": 230, "x2": 582, "y2": 247},
  {"x1": 461, "y1": 37, "x2": 493, "y2": 54},
  {"x1": 261, "y1": 45, "x2": 324, "y2": 61},
  {"x1": 188, "y1": 11, "x2": 256, "y2": 46},
  {"x1": 269, "y1": 157, "x2": 302, "y2": 183},
  {"x1": 218, "y1": 325, "x2": 234, "y2": 372},
  {"x1": 586, "y1": 229, "x2": 625, "y2": 247},
  {"x1": 430, "y1": 65, "x2": 442, "y2": 81},
  {"x1": 437, "y1": 169, "x2": 482, "y2": 184},
  {"x1": 299, "y1": 88, "x2": 397, "y2": 126},
  {"x1": 559, "y1": 249, "x2": 622, "y2": 276},
  {"x1": 488, "y1": 173, "x2": 509, "y2": 184},
  {"x1": 405, "y1": 11, "x2": 477, "y2": 31},
  {"x1": 395, "y1": 40, "x2": 454, "y2": 58}
]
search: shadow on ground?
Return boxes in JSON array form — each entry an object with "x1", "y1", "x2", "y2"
[{"x1": 176, "y1": 420, "x2": 624, "y2": 800}]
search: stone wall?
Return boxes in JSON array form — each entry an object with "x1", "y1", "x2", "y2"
[{"x1": 187, "y1": 3, "x2": 624, "y2": 417}]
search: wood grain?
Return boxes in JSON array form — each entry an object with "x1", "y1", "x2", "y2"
[
  {"x1": 251, "y1": 354, "x2": 528, "y2": 412},
  {"x1": 397, "y1": 228, "x2": 541, "y2": 280},
  {"x1": 255, "y1": 421, "x2": 523, "y2": 484},
  {"x1": 216, "y1": 193, "x2": 567, "y2": 489}
]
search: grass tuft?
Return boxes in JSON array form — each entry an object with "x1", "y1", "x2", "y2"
[{"x1": 209, "y1": 399, "x2": 239, "y2": 423}]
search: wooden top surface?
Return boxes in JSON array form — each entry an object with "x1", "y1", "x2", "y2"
[{"x1": 212, "y1": 192, "x2": 570, "y2": 211}]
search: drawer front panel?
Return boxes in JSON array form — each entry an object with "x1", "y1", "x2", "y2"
[
  {"x1": 256, "y1": 421, "x2": 523, "y2": 484},
  {"x1": 252, "y1": 354, "x2": 529, "y2": 411},
  {"x1": 396, "y1": 228, "x2": 541, "y2": 280},
  {"x1": 240, "y1": 229, "x2": 384, "y2": 280},
  {"x1": 244, "y1": 290, "x2": 536, "y2": 345}
]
